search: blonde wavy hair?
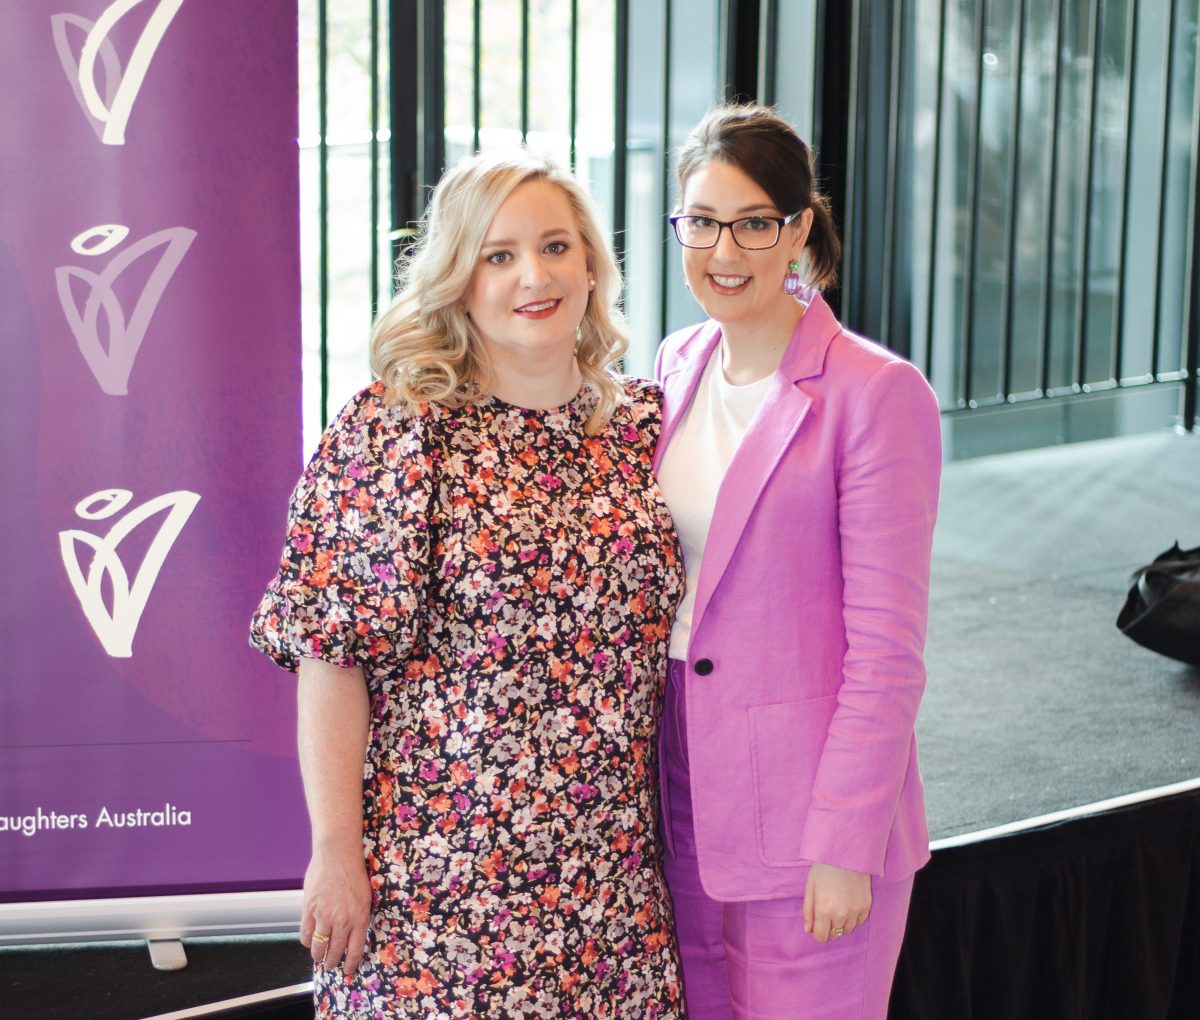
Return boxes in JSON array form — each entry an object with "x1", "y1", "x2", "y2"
[{"x1": 369, "y1": 151, "x2": 629, "y2": 434}]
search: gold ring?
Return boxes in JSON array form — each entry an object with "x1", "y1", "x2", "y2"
[
  {"x1": 832, "y1": 926, "x2": 845, "y2": 938},
  {"x1": 312, "y1": 932, "x2": 330, "y2": 944}
]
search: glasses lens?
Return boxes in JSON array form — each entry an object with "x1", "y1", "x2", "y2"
[
  {"x1": 732, "y1": 217, "x2": 781, "y2": 249},
  {"x1": 675, "y1": 217, "x2": 717, "y2": 248}
]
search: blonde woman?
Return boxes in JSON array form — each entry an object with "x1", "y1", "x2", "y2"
[{"x1": 251, "y1": 152, "x2": 685, "y2": 1018}]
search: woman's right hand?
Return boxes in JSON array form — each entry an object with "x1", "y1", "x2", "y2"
[{"x1": 300, "y1": 842, "x2": 372, "y2": 976}]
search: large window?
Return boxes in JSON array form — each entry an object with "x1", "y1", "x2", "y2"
[
  {"x1": 898, "y1": 0, "x2": 1200, "y2": 449},
  {"x1": 300, "y1": 1, "x2": 1196, "y2": 460}
]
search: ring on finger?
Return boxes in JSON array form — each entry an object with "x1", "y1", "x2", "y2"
[
  {"x1": 312, "y1": 931, "x2": 330, "y2": 944},
  {"x1": 832, "y1": 926, "x2": 845, "y2": 938}
]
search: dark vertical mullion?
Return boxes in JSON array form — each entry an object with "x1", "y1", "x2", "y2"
[
  {"x1": 370, "y1": 0, "x2": 380, "y2": 318},
  {"x1": 1000, "y1": 0, "x2": 1027, "y2": 400},
  {"x1": 842, "y1": 0, "x2": 863, "y2": 323},
  {"x1": 659, "y1": 0, "x2": 672, "y2": 344},
  {"x1": 520, "y1": 0, "x2": 530, "y2": 142},
  {"x1": 923, "y1": 0, "x2": 949, "y2": 382},
  {"x1": 569, "y1": 0, "x2": 578, "y2": 170},
  {"x1": 472, "y1": 0, "x2": 481, "y2": 152},
  {"x1": 813, "y1": 0, "x2": 852, "y2": 318},
  {"x1": 759, "y1": 0, "x2": 777, "y2": 107},
  {"x1": 1184, "y1": 17, "x2": 1200, "y2": 432},
  {"x1": 420, "y1": 0, "x2": 445, "y2": 184},
  {"x1": 1075, "y1": 0, "x2": 1103, "y2": 388},
  {"x1": 1039, "y1": 0, "x2": 1066, "y2": 396},
  {"x1": 1112, "y1": 0, "x2": 1139, "y2": 384},
  {"x1": 318, "y1": 0, "x2": 329, "y2": 425},
  {"x1": 613, "y1": 0, "x2": 629, "y2": 281},
  {"x1": 960, "y1": 0, "x2": 987, "y2": 407},
  {"x1": 890, "y1": 0, "x2": 917, "y2": 359},
  {"x1": 881, "y1": 1, "x2": 902, "y2": 345},
  {"x1": 1152, "y1": 0, "x2": 1179, "y2": 379},
  {"x1": 725, "y1": 0, "x2": 761, "y2": 102},
  {"x1": 389, "y1": 0, "x2": 420, "y2": 229}
]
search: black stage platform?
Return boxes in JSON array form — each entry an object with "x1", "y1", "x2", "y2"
[
  {"x1": 919, "y1": 429, "x2": 1200, "y2": 842},
  {"x1": 3, "y1": 430, "x2": 1199, "y2": 1019},
  {"x1": 893, "y1": 429, "x2": 1200, "y2": 1020}
]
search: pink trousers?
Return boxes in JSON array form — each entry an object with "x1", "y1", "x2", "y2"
[{"x1": 660, "y1": 660, "x2": 914, "y2": 1020}]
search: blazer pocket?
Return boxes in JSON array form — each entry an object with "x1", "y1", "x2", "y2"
[{"x1": 748, "y1": 695, "x2": 840, "y2": 867}]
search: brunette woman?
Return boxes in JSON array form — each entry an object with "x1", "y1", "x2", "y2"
[{"x1": 654, "y1": 103, "x2": 941, "y2": 1019}]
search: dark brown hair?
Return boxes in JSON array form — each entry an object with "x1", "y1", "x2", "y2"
[{"x1": 675, "y1": 103, "x2": 841, "y2": 290}]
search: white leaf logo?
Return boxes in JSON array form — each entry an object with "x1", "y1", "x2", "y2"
[
  {"x1": 51, "y1": 0, "x2": 186, "y2": 145},
  {"x1": 56, "y1": 225, "x2": 197, "y2": 396},
  {"x1": 59, "y1": 488, "x2": 200, "y2": 658}
]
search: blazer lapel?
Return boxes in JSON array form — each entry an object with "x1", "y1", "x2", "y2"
[
  {"x1": 688, "y1": 293, "x2": 839, "y2": 641},
  {"x1": 654, "y1": 321, "x2": 723, "y2": 471}
]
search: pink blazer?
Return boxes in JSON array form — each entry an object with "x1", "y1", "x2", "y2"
[{"x1": 653, "y1": 292, "x2": 942, "y2": 901}]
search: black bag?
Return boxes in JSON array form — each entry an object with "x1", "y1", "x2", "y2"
[{"x1": 1116, "y1": 542, "x2": 1200, "y2": 666}]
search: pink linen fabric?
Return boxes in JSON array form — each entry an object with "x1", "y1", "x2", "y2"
[
  {"x1": 662, "y1": 658, "x2": 914, "y2": 1019},
  {"x1": 653, "y1": 290, "x2": 942, "y2": 900}
]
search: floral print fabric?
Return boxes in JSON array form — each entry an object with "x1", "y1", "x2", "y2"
[{"x1": 251, "y1": 379, "x2": 685, "y2": 1018}]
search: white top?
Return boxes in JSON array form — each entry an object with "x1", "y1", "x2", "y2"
[{"x1": 657, "y1": 343, "x2": 775, "y2": 659}]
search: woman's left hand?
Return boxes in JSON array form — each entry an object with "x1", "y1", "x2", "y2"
[{"x1": 803, "y1": 862, "x2": 872, "y2": 943}]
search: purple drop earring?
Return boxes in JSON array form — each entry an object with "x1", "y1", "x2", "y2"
[{"x1": 783, "y1": 259, "x2": 802, "y2": 296}]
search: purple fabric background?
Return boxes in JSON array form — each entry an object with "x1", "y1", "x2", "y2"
[{"x1": 0, "y1": 1, "x2": 308, "y2": 900}]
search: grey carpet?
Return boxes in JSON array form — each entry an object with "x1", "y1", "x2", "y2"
[{"x1": 919, "y1": 429, "x2": 1200, "y2": 839}]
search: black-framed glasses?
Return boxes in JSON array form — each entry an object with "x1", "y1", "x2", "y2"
[{"x1": 668, "y1": 212, "x2": 802, "y2": 250}]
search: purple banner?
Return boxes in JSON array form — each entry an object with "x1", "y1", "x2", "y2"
[{"x1": 0, "y1": 0, "x2": 307, "y2": 902}]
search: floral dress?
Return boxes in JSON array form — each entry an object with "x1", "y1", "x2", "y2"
[{"x1": 250, "y1": 378, "x2": 685, "y2": 1019}]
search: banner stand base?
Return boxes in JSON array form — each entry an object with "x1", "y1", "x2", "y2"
[
  {"x1": 149, "y1": 939, "x2": 188, "y2": 971},
  {"x1": 0, "y1": 889, "x2": 303, "y2": 947}
]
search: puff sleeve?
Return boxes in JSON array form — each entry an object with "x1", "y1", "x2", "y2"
[{"x1": 249, "y1": 384, "x2": 434, "y2": 676}]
